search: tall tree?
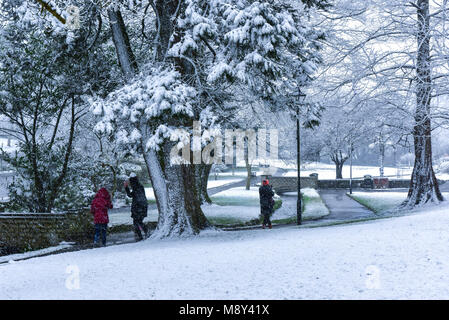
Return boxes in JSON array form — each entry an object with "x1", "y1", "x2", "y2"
[
  {"x1": 404, "y1": 0, "x2": 443, "y2": 206},
  {"x1": 94, "y1": 0, "x2": 325, "y2": 237}
]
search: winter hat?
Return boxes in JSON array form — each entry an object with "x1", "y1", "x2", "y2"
[
  {"x1": 95, "y1": 187, "x2": 111, "y2": 200},
  {"x1": 262, "y1": 179, "x2": 269, "y2": 186},
  {"x1": 129, "y1": 173, "x2": 139, "y2": 188}
]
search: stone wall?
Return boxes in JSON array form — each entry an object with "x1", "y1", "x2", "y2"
[
  {"x1": 261, "y1": 175, "x2": 318, "y2": 194},
  {"x1": 0, "y1": 210, "x2": 93, "y2": 255},
  {"x1": 261, "y1": 175, "x2": 445, "y2": 192},
  {"x1": 317, "y1": 179, "x2": 364, "y2": 189}
]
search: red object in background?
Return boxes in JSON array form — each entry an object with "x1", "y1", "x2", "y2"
[{"x1": 373, "y1": 178, "x2": 389, "y2": 189}]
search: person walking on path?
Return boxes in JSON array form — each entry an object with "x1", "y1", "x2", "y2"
[
  {"x1": 259, "y1": 179, "x2": 275, "y2": 229},
  {"x1": 90, "y1": 188, "x2": 113, "y2": 246},
  {"x1": 124, "y1": 174, "x2": 149, "y2": 241}
]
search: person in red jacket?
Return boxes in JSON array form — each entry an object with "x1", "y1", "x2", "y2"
[{"x1": 90, "y1": 188, "x2": 113, "y2": 246}]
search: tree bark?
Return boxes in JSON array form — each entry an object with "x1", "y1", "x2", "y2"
[
  {"x1": 403, "y1": 0, "x2": 443, "y2": 207},
  {"x1": 331, "y1": 150, "x2": 347, "y2": 179},
  {"x1": 245, "y1": 149, "x2": 251, "y2": 190},
  {"x1": 335, "y1": 163, "x2": 343, "y2": 179},
  {"x1": 107, "y1": 8, "x2": 138, "y2": 81},
  {"x1": 153, "y1": 142, "x2": 209, "y2": 237},
  {"x1": 197, "y1": 163, "x2": 212, "y2": 204}
]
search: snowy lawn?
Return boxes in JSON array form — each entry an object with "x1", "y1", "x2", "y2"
[
  {"x1": 201, "y1": 204, "x2": 260, "y2": 225},
  {"x1": 272, "y1": 188, "x2": 330, "y2": 223},
  {"x1": 0, "y1": 242, "x2": 73, "y2": 264},
  {"x1": 349, "y1": 191, "x2": 449, "y2": 213},
  {"x1": 282, "y1": 163, "x2": 414, "y2": 180},
  {"x1": 110, "y1": 187, "x2": 266, "y2": 226},
  {"x1": 143, "y1": 178, "x2": 244, "y2": 204},
  {"x1": 210, "y1": 186, "x2": 262, "y2": 206},
  {"x1": 205, "y1": 186, "x2": 280, "y2": 225},
  {"x1": 110, "y1": 187, "x2": 328, "y2": 227},
  {"x1": 3, "y1": 203, "x2": 449, "y2": 299},
  {"x1": 206, "y1": 179, "x2": 243, "y2": 188}
]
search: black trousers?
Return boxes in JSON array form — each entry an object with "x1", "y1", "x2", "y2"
[{"x1": 133, "y1": 216, "x2": 148, "y2": 240}]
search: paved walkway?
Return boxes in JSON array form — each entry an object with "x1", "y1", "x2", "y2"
[
  {"x1": 310, "y1": 189, "x2": 377, "y2": 225},
  {"x1": 208, "y1": 177, "x2": 254, "y2": 195}
]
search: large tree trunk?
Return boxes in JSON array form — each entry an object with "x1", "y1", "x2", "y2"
[
  {"x1": 335, "y1": 163, "x2": 343, "y2": 179},
  {"x1": 197, "y1": 164, "x2": 212, "y2": 204},
  {"x1": 402, "y1": 0, "x2": 443, "y2": 207},
  {"x1": 331, "y1": 150, "x2": 347, "y2": 179},
  {"x1": 152, "y1": 142, "x2": 209, "y2": 237}
]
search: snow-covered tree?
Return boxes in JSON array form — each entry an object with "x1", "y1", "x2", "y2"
[
  {"x1": 314, "y1": 0, "x2": 448, "y2": 206},
  {"x1": 0, "y1": 0, "x2": 116, "y2": 212},
  {"x1": 92, "y1": 0, "x2": 325, "y2": 237}
]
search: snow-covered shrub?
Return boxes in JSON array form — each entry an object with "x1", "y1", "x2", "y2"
[{"x1": 4, "y1": 146, "x2": 117, "y2": 212}]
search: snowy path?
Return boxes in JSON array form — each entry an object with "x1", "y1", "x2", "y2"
[
  {"x1": 2, "y1": 203, "x2": 449, "y2": 299},
  {"x1": 315, "y1": 190, "x2": 376, "y2": 224},
  {"x1": 207, "y1": 177, "x2": 252, "y2": 196}
]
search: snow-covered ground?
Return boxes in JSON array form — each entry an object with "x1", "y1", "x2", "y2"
[
  {"x1": 349, "y1": 191, "x2": 449, "y2": 213},
  {"x1": 3, "y1": 203, "x2": 449, "y2": 299},
  {"x1": 110, "y1": 187, "x2": 326, "y2": 226},
  {"x1": 283, "y1": 163, "x2": 414, "y2": 179},
  {"x1": 0, "y1": 242, "x2": 74, "y2": 264},
  {"x1": 205, "y1": 179, "x2": 243, "y2": 188},
  {"x1": 274, "y1": 189, "x2": 329, "y2": 221},
  {"x1": 210, "y1": 186, "x2": 263, "y2": 206},
  {"x1": 144, "y1": 178, "x2": 244, "y2": 202},
  {"x1": 201, "y1": 204, "x2": 259, "y2": 222}
]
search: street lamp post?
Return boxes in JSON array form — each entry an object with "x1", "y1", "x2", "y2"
[
  {"x1": 297, "y1": 90, "x2": 306, "y2": 225},
  {"x1": 349, "y1": 142, "x2": 353, "y2": 195}
]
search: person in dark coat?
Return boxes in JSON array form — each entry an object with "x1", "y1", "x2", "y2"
[
  {"x1": 259, "y1": 179, "x2": 275, "y2": 229},
  {"x1": 124, "y1": 175, "x2": 148, "y2": 241},
  {"x1": 90, "y1": 188, "x2": 113, "y2": 246}
]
